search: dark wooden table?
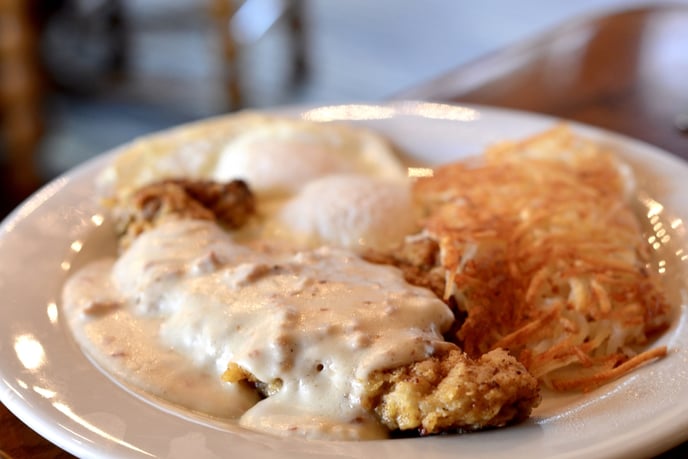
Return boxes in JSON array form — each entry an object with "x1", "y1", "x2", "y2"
[{"x1": 2, "y1": 4, "x2": 687, "y2": 458}]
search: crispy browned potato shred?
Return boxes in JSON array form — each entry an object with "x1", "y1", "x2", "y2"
[{"x1": 410, "y1": 124, "x2": 671, "y2": 391}]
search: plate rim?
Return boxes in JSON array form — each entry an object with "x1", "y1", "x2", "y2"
[{"x1": 2, "y1": 100, "x2": 688, "y2": 459}]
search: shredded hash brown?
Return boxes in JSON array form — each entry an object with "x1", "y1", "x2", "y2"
[{"x1": 410, "y1": 125, "x2": 671, "y2": 391}]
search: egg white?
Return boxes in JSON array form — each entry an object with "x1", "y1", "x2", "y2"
[
  {"x1": 98, "y1": 112, "x2": 415, "y2": 252},
  {"x1": 212, "y1": 118, "x2": 406, "y2": 197}
]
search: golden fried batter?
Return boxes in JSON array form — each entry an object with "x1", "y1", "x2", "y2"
[
  {"x1": 363, "y1": 237, "x2": 446, "y2": 299},
  {"x1": 362, "y1": 347, "x2": 540, "y2": 435},
  {"x1": 111, "y1": 178, "x2": 255, "y2": 249}
]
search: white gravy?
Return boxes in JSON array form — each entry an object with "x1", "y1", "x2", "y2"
[{"x1": 62, "y1": 219, "x2": 455, "y2": 440}]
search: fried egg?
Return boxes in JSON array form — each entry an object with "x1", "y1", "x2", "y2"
[
  {"x1": 212, "y1": 118, "x2": 406, "y2": 197},
  {"x1": 97, "y1": 112, "x2": 413, "y2": 252},
  {"x1": 97, "y1": 113, "x2": 405, "y2": 200},
  {"x1": 276, "y1": 174, "x2": 418, "y2": 251}
]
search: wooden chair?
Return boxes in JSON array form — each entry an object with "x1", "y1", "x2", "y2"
[
  {"x1": 0, "y1": 0, "x2": 43, "y2": 206},
  {"x1": 208, "y1": 0, "x2": 308, "y2": 110}
]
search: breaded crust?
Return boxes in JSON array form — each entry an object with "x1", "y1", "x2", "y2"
[
  {"x1": 361, "y1": 347, "x2": 540, "y2": 435},
  {"x1": 112, "y1": 178, "x2": 255, "y2": 249}
]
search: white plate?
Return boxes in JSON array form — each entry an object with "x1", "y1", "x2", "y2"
[{"x1": 2, "y1": 101, "x2": 688, "y2": 459}]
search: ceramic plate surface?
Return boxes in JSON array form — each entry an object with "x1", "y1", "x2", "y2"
[{"x1": 2, "y1": 101, "x2": 688, "y2": 459}]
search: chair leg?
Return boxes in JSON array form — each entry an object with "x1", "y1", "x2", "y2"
[
  {"x1": 0, "y1": 0, "x2": 44, "y2": 203},
  {"x1": 208, "y1": 0, "x2": 242, "y2": 110},
  {"x1": 286, "y1": 0, "x2": 308, "y2": 86}
]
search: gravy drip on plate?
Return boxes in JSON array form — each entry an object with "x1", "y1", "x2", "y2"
[{"x1": 62, "y1": 219, "x2": 455, "y2": 439}]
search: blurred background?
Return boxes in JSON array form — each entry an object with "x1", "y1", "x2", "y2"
[{"x1": 0, "y1": 0, "x2": 681, "y2": 215}]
